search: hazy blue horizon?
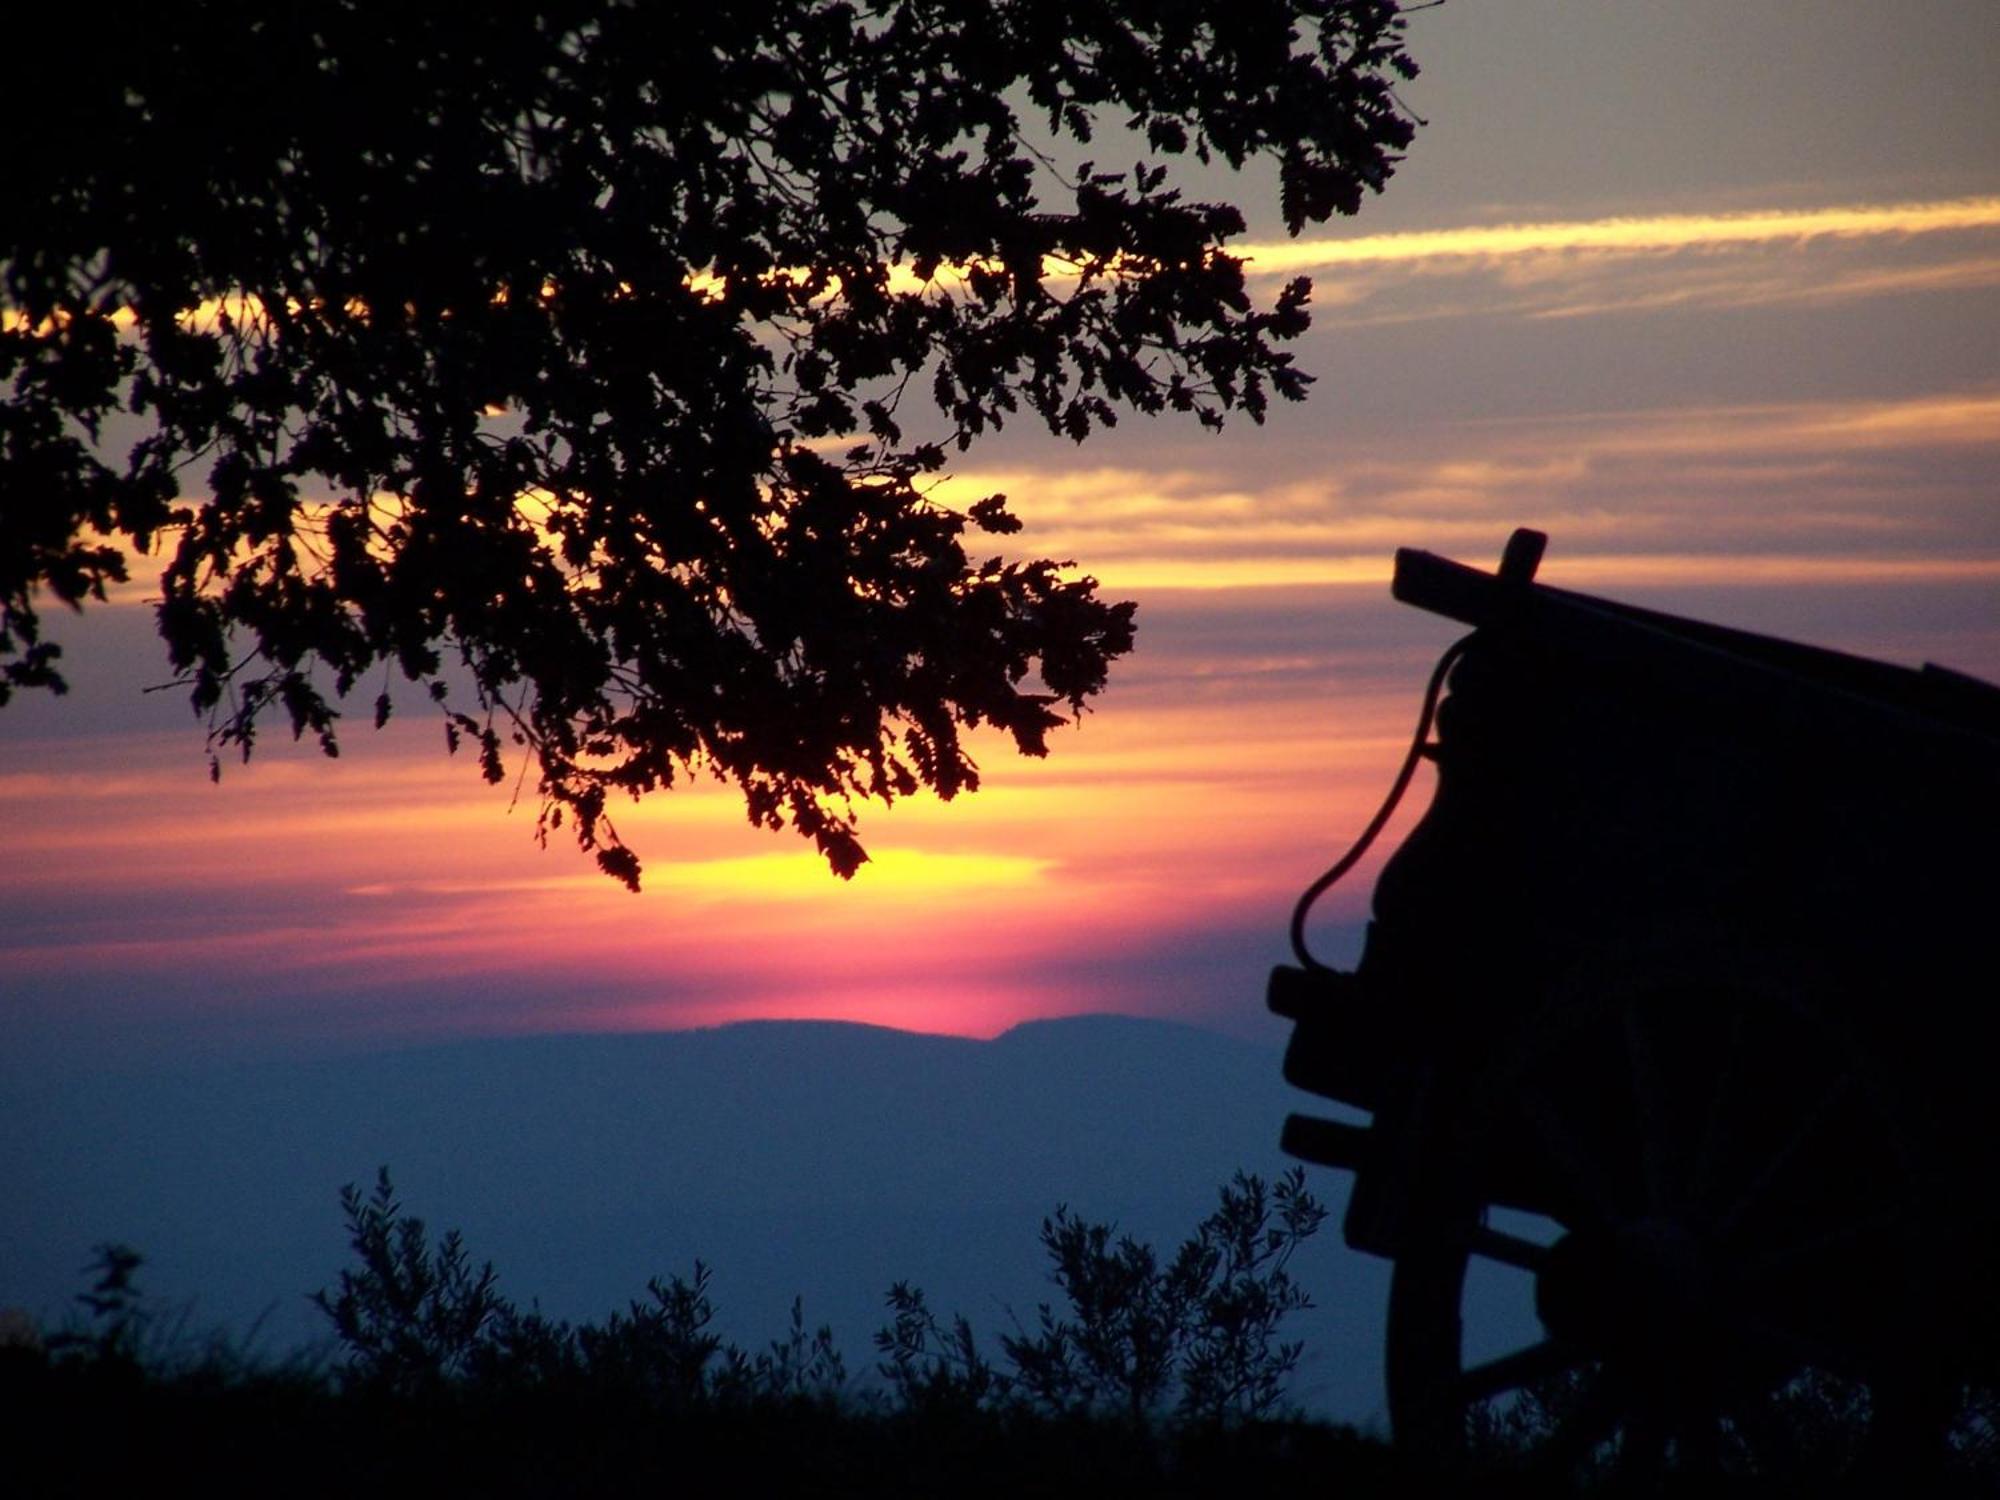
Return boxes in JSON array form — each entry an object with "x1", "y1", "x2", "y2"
[{"x1": 4, "y1": 1010, "x2": 1491, "y2": 1427}]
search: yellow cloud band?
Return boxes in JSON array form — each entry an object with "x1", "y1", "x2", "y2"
[{"x1": 1239, "y1": 197, "x2": 2000, "y2": 276}]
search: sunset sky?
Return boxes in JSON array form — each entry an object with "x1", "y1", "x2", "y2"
[{"x1": 4, "y1": 0, "x2": 1997, "y2": 1079}]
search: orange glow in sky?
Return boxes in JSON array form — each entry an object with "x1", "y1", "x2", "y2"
[{"x1": 5, "y1": 169, "x2": 1998, "y2": 1066}]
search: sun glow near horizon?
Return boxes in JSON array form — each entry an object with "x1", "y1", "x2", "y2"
[{"x1": 4, "y1": 167, "x2": 1998, "y2": 1062}]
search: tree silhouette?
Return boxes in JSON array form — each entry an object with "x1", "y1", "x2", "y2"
[{"x1": 1, "y1": 2, "x2": 1417, "y2": 885}]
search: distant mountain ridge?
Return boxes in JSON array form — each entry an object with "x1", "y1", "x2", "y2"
[{"x1": 0, "y1": 1013, "x2": 1398, "y2": 1421}]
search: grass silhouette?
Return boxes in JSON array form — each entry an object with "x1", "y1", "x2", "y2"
[{"x1": 8, "y1": 1170, "x2": 1997, "y2": 1496}]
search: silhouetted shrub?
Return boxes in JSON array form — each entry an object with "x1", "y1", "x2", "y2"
[
  {"x1": 39, "y1": 1242, "x2": 276, "y2": 1385},
  {"x1": 45, "y1": 1243, "x2": 149, "y2": 1370},
  {"x1": 21, "y1": 1167, "x2": 2000, "y2": 1495},
  {"x1": 714, "y1": 1294, "x2": 848, "y2": 1404},
  {"x1": 558, "y1": 1263, "x2": 725, "y2": 1406},
  {"x1": 311, "y1": 1169, "x2": 846, "y2": 1411},
  {"x1": 875, "y1": 1282, "x2": 1009, "y2": 1414},
  {"x1": 310, "y1": 1168, "x2": 505, "y2": 1394},
  {"x1": 1467, "y1": 1360, "x2": 2000, "y2": 1491},
  {"x1": 877, "y1": 1166, "x2": 1327, "y2": 1427}
]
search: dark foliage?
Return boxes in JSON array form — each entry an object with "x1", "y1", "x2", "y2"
[
  {"x1": 308, "y1": 1169, "x2": 506, "y2": 1394},
  {"x1": 0, "y1": 1, "x2": 1419, "y2": 884},
  {"x1": 11, "y1": 1171, "x2": 2000, "y2": 1496},
  {"x1": 875, "y1": 1281, "x2": 1010, "y2": 1414},
  {"x1": 7, "y1": 1169, "x2": 1366, "y2": 1495},
  {"x1": 1002, "y1": 1166, "x2": 1328, "y2": 1423},
  {"x1": 305, "y1": 1166, "x2": 1311, "y2": 1425},
  {"x1": 875, "y1": 1168, "x2": 1326, "y2": 1425},
  {"x1": 50, "y1": 1244, "x2": 149, "y2": 1367},
  {"x1": 311, "y1": 1168, "x2": 850, "y2": 1410}
]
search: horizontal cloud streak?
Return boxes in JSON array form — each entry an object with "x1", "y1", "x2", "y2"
[
  {"x1": 930, "y1": 386, "x2": 2000, "y2": 592},
  {"x1": 1242, "y1": 198, "x2": 2000, "y2": 273},
  {"x1": 1228, "y1": 197, "x2": 2000, "y2": 326},
  {"x1": 7, "y1": 168, "x2": 1996, "y2": 1065}
]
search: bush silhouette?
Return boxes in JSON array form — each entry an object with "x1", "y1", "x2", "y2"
[
  {"x1": 312, "y1": 1168, "x2": 847, "y2": 1410},
  {"x1": 308, "y1": 1165, "x2": 1321, "y2": 1427},
  {"x1": 48, "y1": 1244, "x2": 150, "y2": 1370},
  {"x1": 310, "y1": 1168, "x2": 506, "y2": 1394},
  {"x1": 1010, "y1": 1167, "x2": 1327, "y2": 1425},
  {"x1": 18, "y1": 1169, "x2": 2000, "y2": 1494},
  {"x1": 875, "y1": 1283, "x2": 1008, "y2": 1416},
  {"x1": 877, "y1": 1167, "x2": 1328, "y2": 1426}
]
